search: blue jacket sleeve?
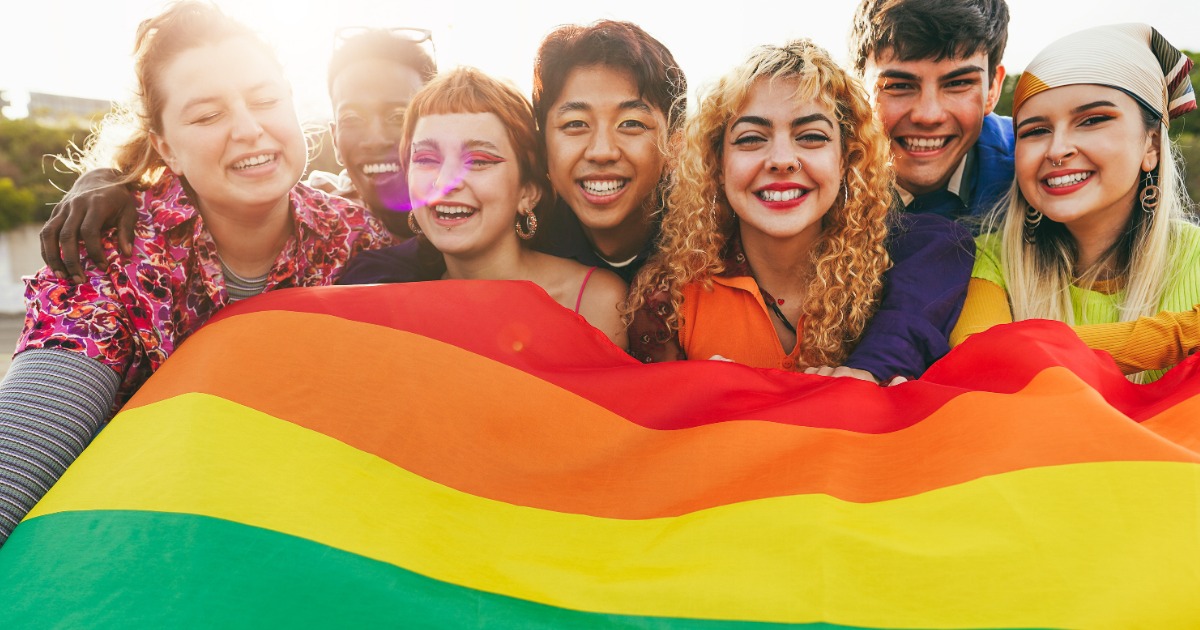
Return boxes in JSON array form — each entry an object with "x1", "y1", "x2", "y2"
[{"x1": 844, "y1": 213, "x2": 974, "y2": 380}]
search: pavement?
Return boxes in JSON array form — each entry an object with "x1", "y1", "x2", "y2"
[{"x1": 0, "y1": 314, "x2": 25, "y2": 377}]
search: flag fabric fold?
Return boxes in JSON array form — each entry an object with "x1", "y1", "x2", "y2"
[{"x1": 1, "y1": 281, "x2": 1197, "y2": 628}]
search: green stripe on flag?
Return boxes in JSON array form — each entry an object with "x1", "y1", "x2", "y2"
[{"x1": 0, "y1": 510, "x2": 903, "y2": 629}]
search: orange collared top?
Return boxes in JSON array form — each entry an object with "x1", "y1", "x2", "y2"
[{"x1": 678, "y1": 276, "x2": 803, "y2": 371}]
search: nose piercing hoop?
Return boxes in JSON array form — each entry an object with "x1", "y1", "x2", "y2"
[
  {"x1": 774, "y1": 158, "x2": 802, "y2": 173},
  {"x1": 1050, "y1": 158, "x2": 1063, "y2": 167}
]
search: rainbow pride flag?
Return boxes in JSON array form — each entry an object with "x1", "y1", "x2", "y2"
[{"x1": 1, "y1": 281, "x2": 1198, "y2": 628}]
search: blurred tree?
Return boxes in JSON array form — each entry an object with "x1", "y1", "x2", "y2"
[
  {"x1": 994, "y1": 72, "x2": 1017, "y2": 118},
  {"x1": 0, "y1": 117, "x2": 88, "y2": 230},
  {"x1": 0, "y1": 178, "x2": 37, "y2": 231}
]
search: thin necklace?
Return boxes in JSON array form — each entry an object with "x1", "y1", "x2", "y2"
[
  {"x1": 755, "y1": 283, "x2": 797, "y2": 335},
  {"x1": 595, "y1": 250, "x2": 640, "y2": 268}
]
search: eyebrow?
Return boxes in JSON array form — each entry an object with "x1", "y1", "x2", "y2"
[
  {"x1": 555, "y1": 99, "x2": 655, "y2": 116},
  {"x1": 337, "y1": 99, "x2": 411, "y2": 110},
  {"x1": 1015, "y1": 100, "x2": 1120, "y2": 130},
  {"x1": 1073, "y1": 100, "x2": 1119, "y2": 113},
  {"x1": 410, "y1": 138, "x2": 503, "y2": 152},
  {"x1": 730, "y1": 113, "x2": 834, "y2": 129},
  {"x1": 556, "y1": 101, "x2": 590, "y2": 116},
  {"x1": 877, "y1": 69, "x2": 919, "y2": 82},
  {"x1": 179, "y1": 81, "x2": 275, "y2": 112},
  {"x1": 619, "y1": 99, "x2": 654, "y2": 114},
  {"x1": 463, "y1": 139, "x2": 503, "y2": 152},
  {"x1": 877, "y1": 65, "x2": 985, "y2": 83},
  {"x1": 939, "y1": 66, "x2": 985, "y2": 81}
]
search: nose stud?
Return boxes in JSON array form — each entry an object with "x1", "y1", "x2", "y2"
[
  {"x1": 774, "y1": 159, "x2": 802, "y2": 173},
  {"x1": 1050, "y1": 158, "x2": 1063, "y2": 167}
]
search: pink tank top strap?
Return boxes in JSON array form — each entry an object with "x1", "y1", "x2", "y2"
[{"x1": 574, "y1": 267, "x2": 598, "y2": 314}]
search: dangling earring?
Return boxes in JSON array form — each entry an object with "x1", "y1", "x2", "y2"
[
  {"x1": 407, "y1": 212, "x2": 423, "y2": 237},
  {"x1": 1139, "y1": 169, "x2": 1161, "y2": 214},
  {"x1": 1023, "y1": 206, "x2": 1043, "y2": 244},
  {"x1": 515, "y1": 210, "x2": 538, "y2": 240}
]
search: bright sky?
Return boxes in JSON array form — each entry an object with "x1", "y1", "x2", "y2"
[{"x1": 3, "y1": 0, "x2": 1199, "y2": 121}]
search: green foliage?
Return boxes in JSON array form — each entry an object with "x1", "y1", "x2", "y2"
[
  {"x1": 0, "y1": 178, "x2": 37, "y2": 231},
  {"x1": 1173, "y1": 50, "x2": 1200, "y2": 139},
  {"x1": 1175, "y1": 134, "x2": 1200, "y2": 216},
  {"x1": 0, "y1": 117, "x2": 89, "y2": 231},
  {"x1": 994, "y1": 72, "x2": 1017, "y2": 118}
]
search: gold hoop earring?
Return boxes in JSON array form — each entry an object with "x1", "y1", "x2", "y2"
[
  {"x1": 515, "y1": 210, "x2": 538, "y2": 240},
  {"x1": 1023, "y1": 206, "x2": 1043, "y2": 244},
  {"x1": 407, "y1": 212, "x2": 423, "y2": 237},
  {"x1": 1139, "y1": 170, "x2": 1161, "y2": 214}
]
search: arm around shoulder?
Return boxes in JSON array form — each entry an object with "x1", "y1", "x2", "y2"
[{"x1": 42, "y1": 168, "x2": 139, "y2": 282}]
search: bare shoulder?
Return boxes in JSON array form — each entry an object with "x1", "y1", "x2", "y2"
[
  {"x1": 581, "y1": 267, "x2": 627, "y2": 300},
  {"x1": 574, "y1": 267, "x2": 627, "y2": 350}
]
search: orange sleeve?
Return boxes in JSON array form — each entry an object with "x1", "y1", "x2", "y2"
[
  {"x1": 1072, "y1": 306, "x2": 1200, "y2": 374},
  {"x1": 949, "y1": 278, "x2": 1012, "y2": 347}
]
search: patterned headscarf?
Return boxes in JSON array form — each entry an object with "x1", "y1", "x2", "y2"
[{"x1": 1013, "y1": 23, "x2": 1196, "y2": 123}]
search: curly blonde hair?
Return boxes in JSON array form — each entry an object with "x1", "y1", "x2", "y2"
[{"x1": 626, "y1": 39, "x2": 894, "y2": 367}]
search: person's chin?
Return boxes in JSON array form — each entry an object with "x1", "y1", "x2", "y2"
[
  {"x1": 898, "y1": 164, "x2": 956, "y2": 195},
  {"x1": 572, "y1": 202, "x2": 640, "y2": 233}
]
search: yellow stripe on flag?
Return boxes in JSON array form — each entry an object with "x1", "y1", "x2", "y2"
[{"x1": 30, "y1": 394, "x2": 1200, "y2": 628}]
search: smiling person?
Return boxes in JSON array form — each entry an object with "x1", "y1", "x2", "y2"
[
  {"x1": 39, "y1": 26, "x2": 433, "y2": 280},
  {"x1": 530, "y1": 22, "x2": 971, "y2": 381},
  {"x1": 851, "y1": 0, "x2": 1012, "y2": 219},
  {"x1": 949, "y1": 24, "x2": 1199, "y2": 382},
  {"x1": 399, "y1": 67, "x2": 628, "y2": 348},
  {"x1": 529, "y1": 21, "x2": 686, "y2": 282},
  {"x1": 625, "y1": 40, "x2": 947, "y2": 374},
  {"x1": 340, "y1": 20, "x2": 688, "y2": 286},
  {"x1": 0, "y1": 1, "x2": 391, "y2": 545},
  {"x1": 308, "y1": 27, "x2": 436, "y2": 236}
]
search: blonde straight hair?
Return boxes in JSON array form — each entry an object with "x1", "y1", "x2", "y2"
[{"x1": 994, "y1": 114, "x2": 1189, "y2": 327}]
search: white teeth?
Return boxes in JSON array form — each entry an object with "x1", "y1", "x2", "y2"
[
  {"x1": 580, "y1": 179, "x2": 626, "y2": 195},
  {"x1": 433, "y1": 204, "x2": 475, "y2": 218},
  {"x1": 757, "y1": 188, "x2": 805, "y2": 202},
  {"x1": 904, "y1": 137, "x2": 948, "y2": 151},
  {"x1": 1046, "y1": 172, "x2": 1090, "y2": 188},
  {"x1": 233, "y1": 154, "x2": 274, "y2": 169},
  {"x1": 362, "y1": 162, "x2": 400, "y2": 175}
]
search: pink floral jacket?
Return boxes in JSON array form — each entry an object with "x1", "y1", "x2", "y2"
[{"x1": 16, "y1": 173, "x2": 393, "y2": 405}]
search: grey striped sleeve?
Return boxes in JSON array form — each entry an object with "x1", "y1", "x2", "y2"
[{"x1": 0, "y1": 349, "x2": 120, "y2": 546}]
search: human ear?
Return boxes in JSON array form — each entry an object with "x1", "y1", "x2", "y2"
[
  {"x1": 150, "y1": 132, "x2": 178, "y2": 173},
  {"x1": 329, "y1": 121, "x2": 344, "y2": 166},
  {"x1": 1141, "y1": 127, "x2": 1161, "y2": 172},
  {"x1": 518, "y1": 181, "x2": 543, "y2": 215},
  {"x1": 985, "y1": 65, "x2": 1006, "y2": 114}
]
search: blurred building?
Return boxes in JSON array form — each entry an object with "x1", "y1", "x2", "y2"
[{"x1": 26, "y1": 92, "x2": 110, "y2": 126}]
